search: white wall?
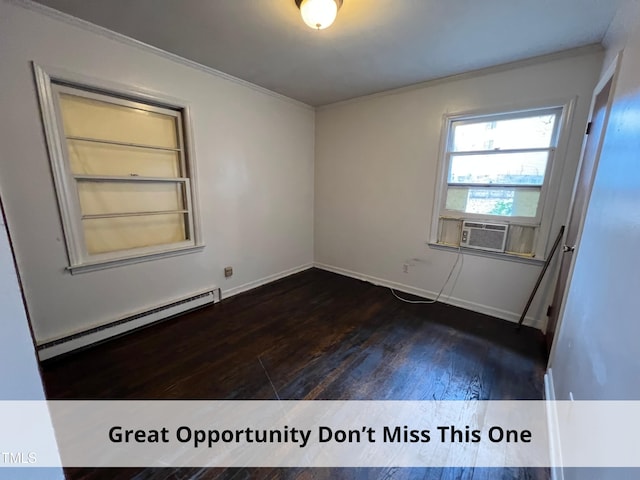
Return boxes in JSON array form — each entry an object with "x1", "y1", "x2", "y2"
[
  {"x1": 0, "y1": 206, "x2": 46, "y2": 400},
  {"x1": 0, "y1": 0, "x2": 315, "y2": 344},
  {"x1": 601, "y1": 0, "x2": 640, "y2": 73},
  {"x1": 0, "y1": 201, "x2": 63, "y2": 477},
  {"x1": 549, "y1": 0, "x2": 640, "y2": 412},
  {"x1": 546, "y1": 3, "x2": 640, "y2": 479},
  {"x1": 549, "y1": 0, "x2": 640, "y2": 402},
  {"x1": 314, "y1": 50, "x2": 603, "y2": 328}
]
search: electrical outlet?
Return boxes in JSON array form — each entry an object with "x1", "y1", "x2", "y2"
[
  {"x1": 224, "y1": 266, "x2": 233, "y2": 278},
  {"x1": 403, "y1": 263, "x2": 409, "y2": 273}
]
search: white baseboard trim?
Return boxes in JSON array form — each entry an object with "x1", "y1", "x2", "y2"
[
  {"x1": 222, "y1": 263, "x2": 314, "y2": 299},
  {"x1": 545, "y1": 368, "x2": 564, "y2": 480},
  {"x1": 313, "y1": 262, "x2": 542, "y2": 329}
]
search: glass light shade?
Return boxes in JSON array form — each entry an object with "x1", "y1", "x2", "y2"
[{"x1": 300, "y1": 0, "x2": 338, "y2": 30}]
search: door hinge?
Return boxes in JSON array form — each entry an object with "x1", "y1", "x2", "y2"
[
  {"x1": 546, "y1": 305, "x2": 553, "y2": 317},
  {"x1": 586, "y1": 122, "x2": 592, "y2": 135}
]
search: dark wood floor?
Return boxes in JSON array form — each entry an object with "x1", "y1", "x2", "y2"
[{"x1": 41, "y1": 268, "x2": 549, "y2": 480}]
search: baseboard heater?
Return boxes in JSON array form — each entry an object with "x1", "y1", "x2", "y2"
[{"x1": 37, "y1": 287, "x2": 221, "y2": 361}]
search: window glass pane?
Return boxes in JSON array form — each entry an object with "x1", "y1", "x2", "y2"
[
  {"x1": 59, "y1": 93, "x2": 178, "y2": 149},
  {"x1": 512, "y1": 189, "x2": 540, "y2": 217},
  {"x1": 77, "y1": 181, "x2": 185, "y2": 216},
  {"x1": 83, "y1": 213, "x2": 187, "y2": 254},
  {"x1": 446, "y1": 186, "x2": 540, "y2": 217},
  {"x1": 449, "y1": 152, "x2": 549, "y2": 186},
  {"x1": 452, "y1": 112, "x2": 558, "y2": 151},
  {"x1": 67, "y1": 140, "x2": 181, "y2": 177},
  {"x1": 445, "y1": 186, "x2": 469, "y2": 212}
]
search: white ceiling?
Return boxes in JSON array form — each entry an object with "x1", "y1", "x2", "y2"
[{"x1": 32, "y1": 0, "x2": 623, "y2": 106}]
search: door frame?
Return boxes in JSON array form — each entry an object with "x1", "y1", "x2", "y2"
[{"x1": 547, "y1": 51, "x2": 623, "y2": 363}]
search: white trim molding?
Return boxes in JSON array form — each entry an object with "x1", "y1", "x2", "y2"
[
  {"x1": 544, "y1": 368, "x2": 565, "y2": 480},
  {"x1": 548, "y1": 51, "x2": 624, "y2": 363},
  {"x1": 428, "y1": 242, "x2": 545, "y2": 265},
  {"x1": 314, "y1": 262, "x2": 542, "y2": 329},
  {"x1": 9, "y1": 0, "x2": 313, "y2": 111},
  {"x1": 222, "y1": 263, "x2": 314, "y2": 299},
  {"x1": 33, "y1": 62, "x2": 206, "y2": 273},
  {"x1": 318, "y1": 44, "x2": 602, "y2": 111}
]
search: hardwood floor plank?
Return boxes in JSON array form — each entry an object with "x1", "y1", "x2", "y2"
[{"x1": 41, "y1": 268, "x2": 548, "y2": 480}]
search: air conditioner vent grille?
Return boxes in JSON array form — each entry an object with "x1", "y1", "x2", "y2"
[
  {"x1": 485, "y1": 224, "x2": 508, "y2": 231},
  {"x1": 460, "y1": 221, "x2": 509, "y2": 253}
]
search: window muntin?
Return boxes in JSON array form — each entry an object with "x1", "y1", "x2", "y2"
[
  {"x1": 443, "y1": 107, "x2": 562, "y2": 220},
  {"x1": 49, "y1": 83, "x2": 198, "y2": 269}
]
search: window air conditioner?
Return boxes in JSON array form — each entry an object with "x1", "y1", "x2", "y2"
[{"x1": 460, "y1": 221, "x2": 508, "y2": 253}]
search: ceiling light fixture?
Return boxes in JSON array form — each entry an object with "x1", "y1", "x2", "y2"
[{"x1": 295, "y1": 0, "x2": 343, "y2": 30}]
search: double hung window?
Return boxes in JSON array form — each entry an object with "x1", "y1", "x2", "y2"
[
  {"x1": 434, "y1": 106, "x2": 565, "y2": 257},
  {"x1": 35, "y1": 66, "x2": 202, "y2": 272}
]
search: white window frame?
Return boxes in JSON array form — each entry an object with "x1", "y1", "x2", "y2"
[
  {"x1": 33, "y1": 63, "x2": 204, "y2": 273},
  {"x1": 430, "y1": 99, "x2": 576, "y2": 261}
]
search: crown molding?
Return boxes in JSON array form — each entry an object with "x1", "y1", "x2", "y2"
[
  {"x1": 6, "y1": 0, "x2": 314, "y2": 111},
  {"x1": 318, "y1": 43, "x2": 603, "y2": 111}
]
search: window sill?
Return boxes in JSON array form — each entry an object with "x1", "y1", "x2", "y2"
[
  {"x1": 66, "y1": 244, "x2": 205, "y2": 274},
  {"x1": 427, "y1": 242, "x2": 545, "y2": 266}
]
